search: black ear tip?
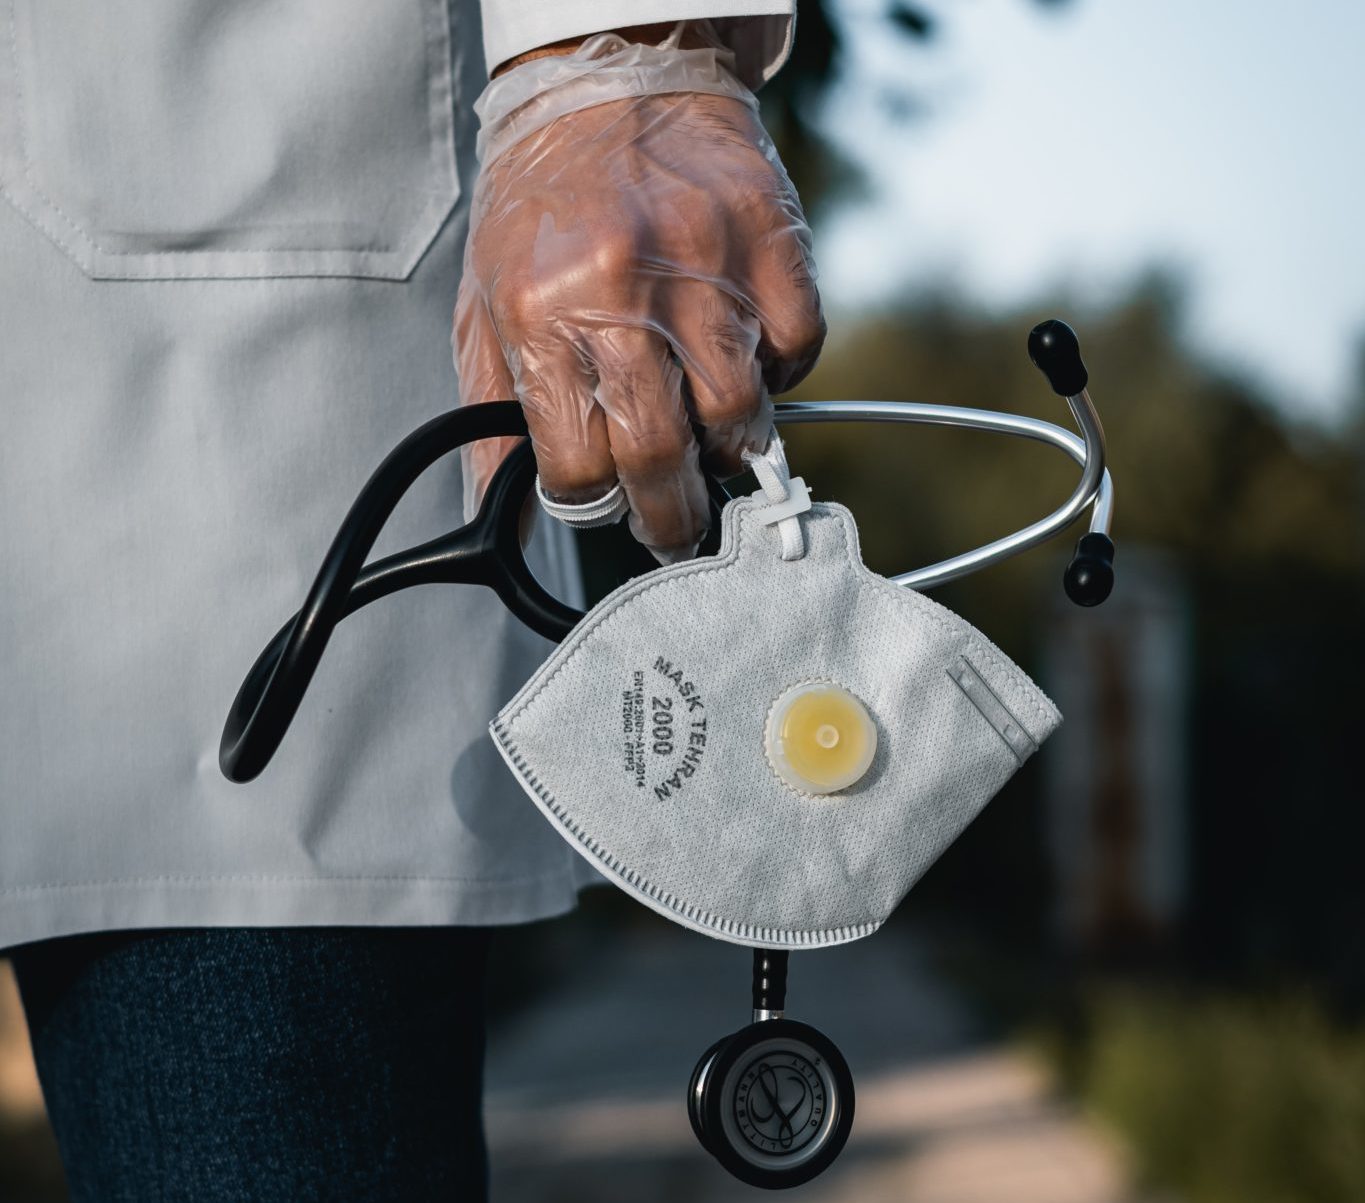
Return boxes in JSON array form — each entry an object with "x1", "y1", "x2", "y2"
[
  {"x1": 1063, "y1": 532, "x2": 1115, "y2": 606},
  {"x1": 1028, "y1": 318, "x2": 1089, "y2": 397},
  {"x1": 1064, "y1": 558, "x2": 1113, "y2": 607},
  {"x1": 1028, "y1": 318, "x2": 1077, "y2": 358}
]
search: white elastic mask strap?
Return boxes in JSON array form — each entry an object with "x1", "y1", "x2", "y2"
[{"x1": 742, "y1": 433, "x2": 810, "y2": 561}]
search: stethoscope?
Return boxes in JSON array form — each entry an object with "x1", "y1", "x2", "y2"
[{"x1": 221, "y1": 319, "x2": 1114, "y2": 1189}]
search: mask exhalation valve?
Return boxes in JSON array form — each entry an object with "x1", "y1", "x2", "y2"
[{"x1": 764, "y1": 682, "x2": 878, "y2": 795}]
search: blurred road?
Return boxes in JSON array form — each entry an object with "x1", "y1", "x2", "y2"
[{"x1": 484, "y1": 920, "x2": 1148, "y2": 1203}]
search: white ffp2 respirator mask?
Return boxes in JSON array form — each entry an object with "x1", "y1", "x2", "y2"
[{"x1": 491, "y1": 441, "x2": 1062, "y2": 948}]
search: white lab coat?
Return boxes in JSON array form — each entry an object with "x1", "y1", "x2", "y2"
[{"x1": 0, "y1": 0, "x2": 793, "y2": 951}]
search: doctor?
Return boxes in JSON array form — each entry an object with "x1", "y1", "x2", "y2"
[{"x1": 0, "y1": 2, "x2": 823, "y2": 1198}]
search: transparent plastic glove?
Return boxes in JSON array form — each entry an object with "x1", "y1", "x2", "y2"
[{"x1": 453, "y1": 23, "x2": 825, "y2": 563}]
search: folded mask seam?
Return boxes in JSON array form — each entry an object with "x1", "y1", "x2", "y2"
[
  {"x1": 948, "y1": 654, "x2": 1039, "y2": 763},
  {"x1": 489, "y1": 718, "x2": 878, "y2": 948},
  {"x1": 816, "y1": 803, "x2": 883, "y2": 932}
]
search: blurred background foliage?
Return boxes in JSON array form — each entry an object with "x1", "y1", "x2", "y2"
[{"x1": 1035, "y1": 990, "x2": 1365, "y2": 1203}]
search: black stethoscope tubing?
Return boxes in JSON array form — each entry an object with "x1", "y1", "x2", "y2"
[{"x1": 219, "y1": 400, "x2": 729, "y2": 784}]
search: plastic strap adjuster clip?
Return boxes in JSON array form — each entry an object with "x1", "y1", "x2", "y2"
[{"x1": 743, "y1": 435, "x2": 810, "y2": 561}]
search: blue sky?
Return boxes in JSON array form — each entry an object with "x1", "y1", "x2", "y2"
[{"x1": 815, "y1": 0, "x2": 1365, "y2": 425}]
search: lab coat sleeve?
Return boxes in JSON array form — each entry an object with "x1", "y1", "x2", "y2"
[{"x1": 478, "y1": 2, "x2": 795, "y2": 89}]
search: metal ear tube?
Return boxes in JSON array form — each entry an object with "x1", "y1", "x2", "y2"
[
  {"x1": 221, "y1": 319, "x2": 1116, "y2": 1188},
  {"x1": 1028, "y1": 318, "x2": 1115, "y2": 605}
]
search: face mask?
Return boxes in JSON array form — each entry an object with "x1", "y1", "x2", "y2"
[{"x1": 491, "y1": 438, "x2": 1062, "y2": 948}]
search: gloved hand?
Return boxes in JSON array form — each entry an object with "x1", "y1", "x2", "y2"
[{"x1": 454, "y1": 22, "x2": 825, "y2": 563}]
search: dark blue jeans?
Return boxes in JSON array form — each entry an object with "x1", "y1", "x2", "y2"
[{"x1": 12, "y1": 927, "x2": 490, "y2": 1202}]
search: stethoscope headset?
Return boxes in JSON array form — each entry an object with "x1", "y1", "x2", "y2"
[{"x1": 220, "y1": 319, "x2": 1114, "y2": 1189}]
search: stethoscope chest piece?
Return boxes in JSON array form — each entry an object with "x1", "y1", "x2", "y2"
[
  {"x1": 690, "y1": 1017, "x2": 854, "y2": 1189},
  {"x1": 689, "y1": 950, "x2": 855, "y2": 1189}
]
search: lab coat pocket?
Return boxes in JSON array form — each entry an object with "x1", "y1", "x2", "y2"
[{"x1": 0, "y1": 0, "x2": 459, "y2": 280}]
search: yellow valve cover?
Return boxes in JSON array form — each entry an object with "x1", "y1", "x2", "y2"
[{"x1": 765, "y1": 683, "x2": 878, "y2": 795}]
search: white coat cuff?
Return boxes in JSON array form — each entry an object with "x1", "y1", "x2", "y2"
[{"x1": 479, "y1": 2, "x2": 796, "y2": 90}]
